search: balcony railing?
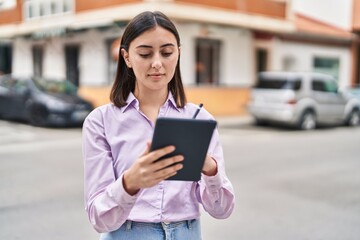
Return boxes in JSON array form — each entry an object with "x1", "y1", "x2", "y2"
[{"x1": 23, "y1": 0, "x2": 74, "y2": 20}]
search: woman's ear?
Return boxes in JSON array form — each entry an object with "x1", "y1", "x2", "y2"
[{"x1": 121, "y1": 48, "x2": 132, "y2": 68}]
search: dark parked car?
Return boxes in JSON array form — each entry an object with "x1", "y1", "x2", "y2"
[{"x1": 0, "y1": 75, "x2": 94, "y2": 127}]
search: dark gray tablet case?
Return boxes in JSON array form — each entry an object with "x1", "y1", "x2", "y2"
[{"x1": 150, "y1": 117, "x2": 217, "y2": 181}]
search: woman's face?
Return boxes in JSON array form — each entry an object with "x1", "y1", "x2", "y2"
[{"x1": 122, "y1": 26, "x2": 179, "y2": 95}]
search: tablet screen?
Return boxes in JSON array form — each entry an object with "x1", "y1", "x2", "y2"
[{"x1": 150, "y1": 117, "x2": 217, "y2": 181}]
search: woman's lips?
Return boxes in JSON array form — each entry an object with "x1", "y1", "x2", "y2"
[{"x1": 148, "y1": 73, "x2": 165, "y2": 79}]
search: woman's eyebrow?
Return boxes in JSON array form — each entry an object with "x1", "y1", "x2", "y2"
[{"x1": 136, "y1": 43, "x2": 175, "y2": 49}]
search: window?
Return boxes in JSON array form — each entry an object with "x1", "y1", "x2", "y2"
[
  {"x1": 312, "y1": 79, "x2": 338, "y2": 93},
  {"x1": 256, "y1": 77, "x2": 302, "y2": 90},
  {"x1": 106, "y1": 38, "x2": 119, "y2": 85},
  {"x1": 195, "y1": 38, "x2": 221, "y2": 85},
  {"x1": 313, "y1": 57, "x2": 340, "y2": 81},
  {"x1": 0, "y1": 44, "x2": 12, "y2": 74},
  {"x1": 256, "y1": 48, "x2": 268, "y2": 73},
  {"x1": 312, "y1": 80, "x2": 326, "y2": 92},
  {"x1": 23, "y1": 0, "x2": 73, "y2": 20},
  {"x1": 32, "y1": 46, "x2": 43, "y2": 77},
  {"x1": 65, "y1": 45, "x2": 80, "y2": 87},
  {"x1": 0, "y1": 0, "x2": 16, "y2": 11}
]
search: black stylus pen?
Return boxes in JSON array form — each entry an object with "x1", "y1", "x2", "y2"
[{"x1": 192, "y1": 103, "x2": 203, "y2": 119}]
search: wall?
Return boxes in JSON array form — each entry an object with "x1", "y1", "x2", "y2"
[
  {"x1": 177, "y1": 22, "x2": 254, "y2": 87},
  {"x1": 292, "y1": 0, "x2": 353, "y2": 30},
  {"x1": 74, "y1": 22, "x2": 254, "y2": 115},
  {"x1": 12, "y1": 38, "x2": 32, "y2": 77},
  {"x1": 272, "y1": 39, "x2": 352, "y2": 88},
  {"x1": 78, "y1": 86, "x2": 251, "y2": 116},
  {"x1": 175, "y1": 0, "x2": 287, "y2": 19},
  {"x1": 43, "y1": 39, "x2": 66, "y2": 79},
  {"x1": 78, "y1": 30, "x2": 108, "y2": 86},
  {"x1": 353, "y1": 0, "x2": 360, "y2": 30},
  {"x1": 0, "y1": 0, "x2": 21, "y2": 24},
  {"x1": 75, "y1": 0, "x2": 140, "y2": 12},
  {"x1": 11, "y1": 21, "x2": 255, "y2": 116}
]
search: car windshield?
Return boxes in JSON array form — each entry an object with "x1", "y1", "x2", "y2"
[
  {"x1": 255, "y1": 76, "x2": 301, "y2": 90},
  {"x1": 32, "y1": 77, "x2": 78, "y2": 95}
]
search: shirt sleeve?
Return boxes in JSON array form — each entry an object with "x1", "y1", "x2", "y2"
[
  {"x1": 196, "y1": 128, "x2": 235, "y2": 219},
  {"x1": 82, "y1": 109, "x2": 139, "y2": 233}
]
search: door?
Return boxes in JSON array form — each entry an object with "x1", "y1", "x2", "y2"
[
  {"x1": 32, "y1": 46, "x2": 43, "y2": 77},
  {"x1": 312, "y1": 78, "x2": 345, "y2": 123},
  {"x1": 0, "y1": 77, "x2": 28, "y2": 118},
  {"x1": 256, "y1": 48, "x2": 268, "y2": 73},
  {"x1": 65, "y1": 45, "x2": 80, "y2": 87},
  {"x1": 0, "y1": 44, "x2": 12, "y2": 75},
  {"x1": 195, "y1": 38, "x2": 221, "y2": 85}
]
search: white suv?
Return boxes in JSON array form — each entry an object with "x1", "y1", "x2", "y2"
[{"x1": 248, "y1": 71, "x2": 360, "y2": 130}]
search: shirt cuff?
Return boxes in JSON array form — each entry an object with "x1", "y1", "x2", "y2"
[
  {"x1": 201, "y1": 171, "x2": 223, "y2": 191},
  {"x1": 109, "y1": 173, "x2": 140, "y2": 207}
]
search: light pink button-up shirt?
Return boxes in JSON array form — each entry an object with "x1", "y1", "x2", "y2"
[{"x1": 82, "y1": 93, "x2": 235, "y2": 233}]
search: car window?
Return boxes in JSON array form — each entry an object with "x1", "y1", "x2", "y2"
[
  {"x1": 312, "y1": 78, "x2": 338, "y2": 93},
  {"x1": 324, "y1": 80, "x2": 338, "y2": 93},
  {"x1": 312, "y1": 79, "x2": 326, "y2": 92},
  {"x1": 0, "y1": 77, "x2": 28, "y2": 95},
  {"x1": 255, "y1": 77, "x2": 301, "y2": 90},
  {"x1": 33, "y1": 77, "x2": 78, "y2": 95},
  {"x1": 0, "y1": 76, "x2": 16, "y2": 89},
  {"x1": 13, "y1": 80, "x2": 28, "y2": 94}
]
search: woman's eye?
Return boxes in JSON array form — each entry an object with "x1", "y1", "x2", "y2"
[
  {"x1": 139, "y1": 53, "x2": 151, "y2": 58},
  {"x1": 162, "y1": 52, "x2": 173, "y2": 57}
]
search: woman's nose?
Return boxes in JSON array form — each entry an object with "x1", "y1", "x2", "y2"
[{"x1": 151, "y1": 55, "x2": 162, "y2": 69}]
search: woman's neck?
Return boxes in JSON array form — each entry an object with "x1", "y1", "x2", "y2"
[{"x1": 134, "y1": 88, "x2": 168, "y2": 122}]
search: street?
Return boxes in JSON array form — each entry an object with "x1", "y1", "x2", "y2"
[{"x1": 0, "y1": 119, "x2": 360, "y2": 240}]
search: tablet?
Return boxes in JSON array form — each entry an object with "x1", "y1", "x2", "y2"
[{"x1": 150, "y1": 117, "x2": 217, "y2": 181}]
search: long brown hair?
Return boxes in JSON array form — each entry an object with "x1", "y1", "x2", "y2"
[{"x1": 110, "y1": 11, "x2": 187, "y2": 108}]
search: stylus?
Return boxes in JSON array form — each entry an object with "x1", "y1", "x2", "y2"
[{"x1": 192, "y1": 103, "x2": 203, "y2": 119}]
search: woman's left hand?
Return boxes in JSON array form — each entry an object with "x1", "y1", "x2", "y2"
[{"x1": 202, "y1": 155, "x2": 218, "y2": 176}]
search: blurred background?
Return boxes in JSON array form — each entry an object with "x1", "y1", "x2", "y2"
[{"x1": 0, "y1": 0, "x2": 360, "y2": 239}]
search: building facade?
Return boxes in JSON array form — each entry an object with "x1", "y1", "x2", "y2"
[{"x1": 0, "y1": 0, "x2": 359, "y2": 115}]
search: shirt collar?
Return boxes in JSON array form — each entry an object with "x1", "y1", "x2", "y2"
[
  {"x1": 120, "y1": 92, "x2": 138, "y2": 113},
  {"x1": 120, "y1": 91, "x2": 181, "y2": 113},
  {"x1": 167, "y1": 92, "x2": 181, "y2": 112}
]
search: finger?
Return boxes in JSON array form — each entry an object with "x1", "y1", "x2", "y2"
[
  {"x1": 161, "y1": 171, "x2": 178, "y2": 181},
  {"x1": 154, "y1": 155, "x2": 184, "y2": 170},
  {"x1": 153, "y1": 162, "x2": 183, "y2": 180},
  {"x1": 147, "y1": 145, "x2": 176, "y2": 162}
]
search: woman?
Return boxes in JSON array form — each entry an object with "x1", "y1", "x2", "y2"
[{"x1": 82, "y1": 11, "x2": 235, "y2": 239}]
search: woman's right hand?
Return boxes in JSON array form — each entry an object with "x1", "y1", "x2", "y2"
[{"x1": 122, "y1": 142, "x2": 184, "y2": 195}]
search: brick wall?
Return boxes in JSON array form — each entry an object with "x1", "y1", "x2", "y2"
[
  {"x1": 75, "y1": 0, "x2": 141, "y2": 12},
  {"x1": 0, "y1": 0, "x2": 22, "y2": 24},
  {"x1": 175, "y1": 0, "x2": 287, "y2": 19}
]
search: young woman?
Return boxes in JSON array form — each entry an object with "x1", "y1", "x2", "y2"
[{"x1": 82, "y1": 11, "x2": 235, "y2": 240}]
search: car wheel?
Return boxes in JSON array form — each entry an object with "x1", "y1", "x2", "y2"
[
  {"x1": 346, "y1": 109, "x2": 360, "y2": 126},
  {"x1": 28, "y1": 104, "x2": 49, "y2": 126},
  {"x1": 254, "y1": 118, "x2": 268, "y2": 126},
  {"x1": 298, "y1": 110, "x2": 316, "y2": 130}
]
